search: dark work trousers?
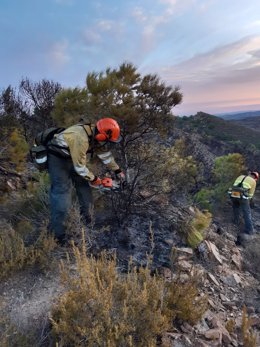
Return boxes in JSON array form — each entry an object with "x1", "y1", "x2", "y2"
[
  {"x1": 231, "y1": 198, "x2": 254, "y2": 234},
  {"x1": 48, "y1": 153, "x2": 93, "y2": 240}
]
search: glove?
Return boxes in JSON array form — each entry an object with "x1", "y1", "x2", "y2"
[
  {"x1": 89, "y1": 176, "x2": 102, "y2": 188},
  {"x1": 114, "y1": 169, "x2": 126, "y2": 181}
]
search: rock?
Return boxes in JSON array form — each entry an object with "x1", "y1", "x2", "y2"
[
  {"x1": 7, "y1": 179, "x2": 16, "y2": 190},
  {"x1": 204, "y1": 328, "x2": 222, "y2": 342},
  {"x1": 164, "y1": 332, "x2": 182, "y2": 340},
  {"x1": 180, "y1": 322, "x2": 193, "y2": 333},
  {"x1": 250, "y1": 316, "x2": 260, "y2": 327},
  {"x1": 221, "y1": 327, "x2": 232, "y2": 344},
  {"x1": 246, "y1": 306, "x2": 255, "y2": 314},
  {"x1": 221, "y1": 275, "x2": 237, "y2": 287},
  {"x1": 176, "y1": 247, "x2": 194, "y2": 255},
  {"x1": 179, "y1": 273, "x2": 190, "y2": 282},
  {"x1": 204, "y1": 240, "x2": 223, "y2": 264},
  {"x1": 165, "y1": 239, "x2": 174, "y2": 246},
  {"x1": 220, "y1": 293, "x2": 230, "y2": 302},
  {"x1": 209, "y1": 315, "x2": 232, "y2": 344},
  {"x1": 208, "y1": 273, "x2": 220, "y2": 286},
  {"x1": 211, "y1": 316, "x2": 222, "y2": 328},
  {"x1": 195, "y1": 318, "x2": 210, "y2": 333},
  {"x1": 194, "y1": 338, "x2": 209, "y2": 347},
  {"x1": 231, "y1": 254, "x2": 242, "y2": 270},
  {"x1": 208, "y1": 299, "x2": 218, "y2": 310},
  {"x1": 177, "y1": 260, "x2": 193, "y2": 271},
  {"x1": 233, "y1": 273, "x2": 242, "y2": 285}
]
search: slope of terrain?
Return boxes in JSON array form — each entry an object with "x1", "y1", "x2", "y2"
[
  {"x1": 1, "y1": 112, "x2": 260, "y2": 346},
  {"x1": 217, "y1": 110, "x2": 260, "y2": 120},
  {"x1": 176, "y1": 112, "x2": 260, "y2": 150},
  {"x1": 230, "y1": 116, "x2": 260, "y2": 132},
  {"x1": 0, "y1": 194, "x2": 260, "y2": 346}
]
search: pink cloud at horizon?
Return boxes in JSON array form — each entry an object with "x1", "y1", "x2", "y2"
[{"x1": 158, "y1": 36, "x2": 260, "y2": 115}]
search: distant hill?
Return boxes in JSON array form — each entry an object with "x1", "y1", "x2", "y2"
[
  {"x1": 216, "y1": 110, "x2": 260, "y2": 120},
  {"x1": 231, "y1": 116, "x2": 260, "y2": 132},
  {"x1": 175, "y1": 111, "x2": 260, "y2": 149}
]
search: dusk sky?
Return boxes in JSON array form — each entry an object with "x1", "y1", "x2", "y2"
[{"x1": 1, "y1": 0, "x2": 260, "y2": 115}]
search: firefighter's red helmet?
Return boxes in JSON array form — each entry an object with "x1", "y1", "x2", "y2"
[
  {"x1": 95, "y1": 118, "x2": 122, "y2": 143},
  {"x1": 251, "y1": 171, "x2": 259, "y2": 181}
]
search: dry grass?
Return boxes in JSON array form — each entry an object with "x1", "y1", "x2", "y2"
[
  {"x1": 241, "y1": 306, "x2": 258, "y2": 347},
  {"x1": 50, "y1": 234, "x2": 207, "y2": 346},
  {"x1": 0, "y1": 220, "x2": 57, "y2": 278}
]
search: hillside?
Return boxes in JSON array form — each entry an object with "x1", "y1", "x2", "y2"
[
  {"x1": 217, "y1": 110, "x2": 260, "y2": 120},
  {"x1": 1, "y1": 71, "x2": 260, "y2": 346},
  {"x1": 231, "y1": 116, "x2": 260, "y2": 132},
  {"x1": 175, "y1": 111, "x2": 260, "y2": 150}
]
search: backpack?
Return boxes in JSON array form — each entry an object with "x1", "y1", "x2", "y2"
[
  {"x1": 30, "y1": 127, "x2": 65, "y2": 171},
  {"x1": 228, "y1": 176, "x2": 250, "y2": 199}
]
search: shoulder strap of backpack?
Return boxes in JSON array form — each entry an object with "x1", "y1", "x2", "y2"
[
  {"x1": 79, "y1": 123, "x2": 95, "y2": 158},
  {"x1": 237, "y1": 175, "x2": 247, "y2": 187}
]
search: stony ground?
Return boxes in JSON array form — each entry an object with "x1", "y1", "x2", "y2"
[{"x1": 0, "y1": 194, "x2": 260, "y2": 346}]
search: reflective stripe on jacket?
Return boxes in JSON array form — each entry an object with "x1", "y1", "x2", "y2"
[
  {"x1": 233, "y1": 175, "x2": 256, "y2": 198},
  {"x1": 50, "y1": 124, "x2": 119, "y2": 181}
]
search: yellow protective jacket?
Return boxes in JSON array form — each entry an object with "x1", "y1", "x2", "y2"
[
  {"x1": 49, "y1": 124, "x2": 120, "y2": 181},
  {"x1": 233, "y1": 175, "x2": 256, "y2": 198}
]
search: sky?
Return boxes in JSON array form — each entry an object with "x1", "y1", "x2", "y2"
[{"x1": 1, "y1": 0, "x2": 260, "y2": 116}]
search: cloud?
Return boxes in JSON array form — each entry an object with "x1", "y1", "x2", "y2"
[
  {"x1": 82, "y1": 29, "x2": 101, "y2": 45},
  {"x1": 131, "y1": 0, "x2": 203, "y2": 54},
  {"x1": 97, "y1": 20, "x2": 114, "y2": 32},
  {"x1": 158, "y1": 36, "x2": 260, "y2": 114},
  {"x1": 48, "y1": 39, "x2": 70, "y2": 67},
  {"x1": 132, "y1": 7, "x2": 147, "y2": 23},
  {"x1": 247, "y1": 20, "x2": 260, "y2": 28},
  {"x1": 162, "y1": 36, "x2": 260, "y2": 83},
  {"x1": 81, "y1": 19, "x2": 123, "y2": 48}
]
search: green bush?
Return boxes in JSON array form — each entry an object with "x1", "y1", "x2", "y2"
[{"x1": 194, "y1": 188, "x2": 213, "y2": 210}]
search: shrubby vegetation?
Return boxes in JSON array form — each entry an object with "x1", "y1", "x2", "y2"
[
  {"x1": 51, "y1": 240, "x2": 207, "y2": 346},
  {"x1": 194, "y1": 152, "x2": 246, "y2": 210},
  {"x1": 0, "y1": 62, "x2": 259, "y2": 346}
]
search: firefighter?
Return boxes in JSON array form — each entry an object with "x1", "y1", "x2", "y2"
[
  {"x1": 229, "y1": 171, "x2": 259, "y2": 243},
  {"x1": 46, "y1": 118, "x2": 125, "y2": 244}
]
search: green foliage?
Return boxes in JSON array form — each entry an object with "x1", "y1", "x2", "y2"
[
  {"x1": 213, "y1": 153, "x2": 245, "y2": 182},
  {"x1": 175, "y1": 112, "x2": 260, "y2": 149},
  {"x1": 179, "y1": 208, "x2": 212, "y2": 248},
  {"x1": 194, "y1": 188, "x2": 213, "y2": 211},
  {"x1": 52, "y1": 88, "x2": 89, "y2": 127},
  {"x1": 212, "y1": 153, "x2": 245, "y2": 204},
  {"x1": 85, "y1": 62, "x2": 182, "y2": 134},
  {"x1": 0, "y1": 86, "x2": 20, "y2": 130},
  {"x1": 5, "y1": 128, "x2": 29, "y2": 171},
  {"x1": 169, "y1": 139, "x2": 198, "y2": 193},
  {"x1": 194, "y1": 153, "x2": 246, "y2": 210}
]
